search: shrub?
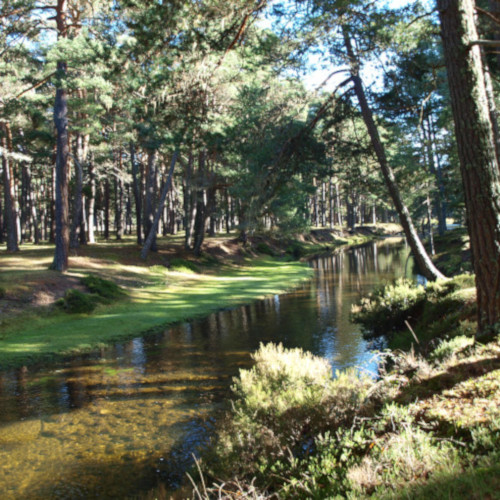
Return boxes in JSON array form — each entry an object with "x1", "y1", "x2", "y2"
[
  {"x1": 59, "y1": 289, "x2": 97, "y2": 314},
  {"x1": 347, "y1": 427, "x2": 459, "y2": 496},
  {"x1": 286, "y1": 242, "x2": 305, "y2": 260},
  {"x1": 430, "y1": 335, "x2": 474, "y2": 363},
  {"x1": 255, "y1": 242, "x2": 275, "y2": 256},
  {"x1": 205, "y1": 343, "x2": 374, "y2": 491},
  {"x1": 80, "y1": 275, "x2": 125, "y2": 302},
  {"x1": 351, "y1": 279, "x2": 426, "y2": 336},
  {"x1": 169, "y1": 258, "x2": 200, "y2": 274}
]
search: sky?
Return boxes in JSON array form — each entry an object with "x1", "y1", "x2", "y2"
[{"x1": 300, "y1": 0, "x2": 418, "y2": 92}]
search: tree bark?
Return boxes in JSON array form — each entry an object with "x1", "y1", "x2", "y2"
[
  {"x1": 130, "y1": 142, "x2": 142, "y2": 244},
  {"x1": 343, "y1": 28, "x2": 445, "y2": 280},
  {"x1": 115, "y1": 176, "x2": 124, "y2": 240},
  {"x1": 1, "y1": 123, "x2": 19, "y2": 251},
  {"x1": 50, "y1": 0, "x2": 69, "y2": 271},
  {"x1": 87, "y1": 154, "x2": 96, "y2": 243},
  {"x1": 423, "y1": 117, "x2": 447, "y2": 235},
  {"x1": 144, "y1": 150, "x2": 157, "y2": 251},
  {"x1": 184, "y1": 152, "x2": 196, "y2": 250},
  {"x1": 438, "y1": 0, "x2": 500, "y2": 332},
  {"x1": 70, "y1": 145, "x2": 84, "y2": 248},
  {"x1": 141, "y1": 151, "x2": 178, "y2": 260},
  {"x1": 103, "y1": 179, "x2": 110, "y2": 239}
]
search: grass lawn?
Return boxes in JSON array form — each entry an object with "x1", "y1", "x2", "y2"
[{"x1": 0, "y1": 235, "x2": 313, "y2": 368}]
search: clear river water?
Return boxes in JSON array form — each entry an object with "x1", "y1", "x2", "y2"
[{"x1": 0, "y1": 239, "x2": 414, "y2": 499}]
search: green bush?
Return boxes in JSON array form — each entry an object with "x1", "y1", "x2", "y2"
[
  {"x1": 80, "y1": 275, "x2": 125, "y2": 302},
  {"x1": 205, "y1": 343, "x2": 373, "y2": 491},
  {"x1": 286, "y1": 242, "x2": 305, "y2": 260},
  {"x1": 352, "y1": 275, "x2": 476, "y2": 343},
  {"x1": 255, "y1": 242, "x2": 276, "y2": 256},
  {"x1": 169, "y1": 258, "x2": 200, "y2": 274},
  {"x1": 351, "y1": 279, "x2": 427, "y2": 336},
  {"x1": 430, "y1": 335, "x2": 474, "y2": 363},
  {"x1": 59, "y1": 289, "x2": 98, "y2": 314}
]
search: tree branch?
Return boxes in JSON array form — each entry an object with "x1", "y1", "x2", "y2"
[
  {"x1": 475, "y1": 6, "x2": 500, "y2": 26},
  {"x1": 15, "y1": 71, "x2": 57, "y2": 99},
  {"x1": 469, "y1": 39, "x2": 500, "y2": 47}
]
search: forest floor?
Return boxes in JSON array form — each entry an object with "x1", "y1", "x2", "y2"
[
  {"x1": 174, "y1": 227, "x2": 500, "y2": 500},
  {"x1": 0, "y1": 224, "x2": 397, "y2": 368}
]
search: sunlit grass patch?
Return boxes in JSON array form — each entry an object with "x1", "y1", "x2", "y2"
[{"x1": 0, "y1": 256, "x2": 312, "y2": 368}]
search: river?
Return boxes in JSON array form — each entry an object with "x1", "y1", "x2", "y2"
[{"x1": 0, "y1": 239, "x2": 414, "y2": 499}]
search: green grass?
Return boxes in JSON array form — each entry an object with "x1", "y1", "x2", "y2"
[{"x1": 0, "y1": 257, "x2": 312, "y2": 368}]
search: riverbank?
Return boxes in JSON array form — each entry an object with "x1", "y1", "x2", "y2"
[
  {"x1": 183, "y1": 229, "x2": 499, "y2": 499},
  {"x1": 0, "y1": 226, "x2": 394, "y2": 369}
]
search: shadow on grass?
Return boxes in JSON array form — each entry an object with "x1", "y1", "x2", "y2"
[
  {"x1": 395, "y1": 356, "x2": 500, "y2": 405},
  {"x1": 390, "y1": 463, "x2": 500, "y2": 500}
]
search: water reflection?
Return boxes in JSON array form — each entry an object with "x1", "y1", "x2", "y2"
[{"x1": 0, "y1": 239, "x2": 413, "y2": 499}]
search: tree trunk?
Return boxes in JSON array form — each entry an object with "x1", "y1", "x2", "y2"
[
  {"x1": 321, "y1": 182, "x2": 326, "y2": 227},
  {"x1": 312, "y1": 177, "x2": 319, "y2": 227},
  {"x1": 192, "y1": 151, "x2": 209, "y2": 256},
  {"x1": 335, "y1": 183, "x2": 343, "y2": 227},
  {"x1": 438, "y1": 0, "x2": 500, "y2": 332},
  {"x1": 423, "y1": 117, "x2": 447, "y2": 235},
  {"x1": 50, "y1": 160, "x2": 56, "y2": 243},
  {"x1": 115, "y1": 176, "x2": 124, "y2": 240},
  {"x1": 343, "y1": 28, "x2": 445, "y2": 280},
  {"x1": 1, "y1": 123, "x2": 19, "y2": 252},
  {"x1": 329, "y1": 179, "x2": 335, "y2": 228},
  {"x1": 144, "y1": 150, "x2": 157, "y2": 251},
  {"x1": 141, "y1": 151, "x2": 178, "y2": 259},
  {"x1": 129, "y1": 143, "x2": 143, "y2": 244},
  {"x1": 184, "y1": 152, "x2": 196, "y2": 250},
  {"x1": 87, "y1": 154, "x2": 96, "y2": 243},
  {"x1": 70, "y1": 144, "x2": 84, "y2": 248},
  {"x1": 29, "y1": 169, "x2": 40, "y2": 244},
  {"x1": 50, "y1": 0, "x2": 69, "y2": 271},
  {"x1": 103, "y1": 179, "x2": 110, "y2": 239}
]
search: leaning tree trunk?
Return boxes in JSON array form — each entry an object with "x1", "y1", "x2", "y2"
[
  {"x1": 343, "y1": 29, "x2": 445, "y2": 281},
  {"x1": 437, "y1": 0, "x2": 500, "y2": 333},
  {"x1": 50, "y1": 0, "x2": 69, "y2": 271}
]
